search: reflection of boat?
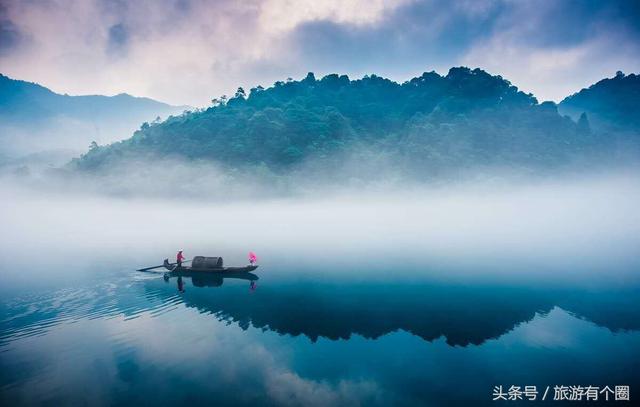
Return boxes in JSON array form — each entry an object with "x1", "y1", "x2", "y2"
[
  {"x1": 163, "y1": 271, "x2": 259, "y2": 287},
  {"x1": 163, "y1": 256, "x2": 258, "y2": 273}
]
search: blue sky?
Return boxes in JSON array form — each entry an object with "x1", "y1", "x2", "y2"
[{"x1": 1, "y1": 0, "x2": 639, "y2": 106}]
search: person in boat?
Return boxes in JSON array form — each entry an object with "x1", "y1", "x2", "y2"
[
  {"x1": 176, "y1": 250, "x2": 185, "y2": 267},
  {"x1": 248, "y1": 251, "x2": 257, "y2": 266}
]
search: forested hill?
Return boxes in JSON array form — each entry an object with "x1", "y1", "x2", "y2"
[
  {"x1": 73, "y1": 67, "x2": 610, "y2": 176},
  {"x1": 559, "y1": 72, "x2": 640, "y2": 134}
]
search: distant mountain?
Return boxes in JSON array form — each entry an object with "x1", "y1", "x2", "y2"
[
  {"x1": 559, "y1": 72, "x2": 640, "y2": 134},
  {"x1": 0, "y1": 74, "x2": 189, "y2": 162},
  {"x1": 74, "y1": 67, "x2": 605, "y2": 179}
]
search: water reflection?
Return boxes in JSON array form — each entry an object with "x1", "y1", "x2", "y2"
[
  {"x1": 143, "y1": 272, "x2": 640, "y2": 347},
  {"x1": 2, "y1": 267, "x2": 640, "y2": 406},
  {"x1": 162, "y1": 270, "x2": 259, "y2": 289},
  {"x1": 2, "y1": 269, "x2": 639, "y2": 351}
]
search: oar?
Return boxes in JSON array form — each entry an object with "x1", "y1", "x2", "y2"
[{"x1": 137, "y1": 259, "x2": 192, "y2": 272}]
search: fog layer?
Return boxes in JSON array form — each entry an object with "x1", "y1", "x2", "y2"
[{"x1": 2, "y1": 170, "x2": 639, "y2": 285}]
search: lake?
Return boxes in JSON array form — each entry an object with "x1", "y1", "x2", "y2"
[
  {"x1": 1, "y1": 176, "x2": 639, "y2": 405},
  {"x1": 1, "y1": 261, "x2": 639, "y2": 406}
]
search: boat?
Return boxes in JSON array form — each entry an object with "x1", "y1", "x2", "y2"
[{"x1": 163, "y1": 256, "x2": 258, "y2": 274}]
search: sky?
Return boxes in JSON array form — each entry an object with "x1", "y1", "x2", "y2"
[{"x1": 1, "y1": 0, "x2": 639, "y2": 107}]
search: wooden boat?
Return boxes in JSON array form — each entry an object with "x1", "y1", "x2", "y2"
[{"x1": 163, "y1": 256, "x2": 258, "y2": 274}]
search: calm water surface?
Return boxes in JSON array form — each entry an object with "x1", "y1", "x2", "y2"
[{"x1": 1, "y1": 261, "x2": 639, "y2": 406}]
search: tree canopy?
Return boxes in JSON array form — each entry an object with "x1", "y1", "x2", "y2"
[
  {"x1": 73, "y1": 67, "x2": 621, "y2": 178},
  {"x1": 559, "y1": 72, "x2": 640, "y2": 134}
]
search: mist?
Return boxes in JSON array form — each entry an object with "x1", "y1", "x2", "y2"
[
  {"x1": 2, "y1": 167, "x2": 639, "y2": 288},
  {"x1": 0, "y1": 115, "x2": 168, "y2": 169}
]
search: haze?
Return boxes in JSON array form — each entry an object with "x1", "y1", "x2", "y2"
[{"x1": 2, "y1": 169, "x2": 639, "y2": 287}]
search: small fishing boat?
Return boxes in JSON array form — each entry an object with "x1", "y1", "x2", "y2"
[{"x1": 163, "y1": 256, "x2": 258, "y2": 273}]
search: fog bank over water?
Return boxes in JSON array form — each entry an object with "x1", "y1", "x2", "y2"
[
  {"x1": 2, "y1": 168, "x2": 639, "y2": 286},
  {"x1": 6, "y1": 150, "x2": 640, "y2": 201}
]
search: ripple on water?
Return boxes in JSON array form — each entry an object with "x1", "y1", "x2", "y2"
[{"x1": 0, "y1": 273, "x2": 181, "y2": 348}]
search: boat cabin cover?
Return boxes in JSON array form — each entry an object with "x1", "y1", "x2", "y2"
[{"x1": 192, "y1": 256, "x2": 223, "y2": 269}]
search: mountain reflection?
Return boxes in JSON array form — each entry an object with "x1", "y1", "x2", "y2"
[
  {"x1": 4, "y1": 271, "x2": 637, "y2": 351},
  {"x1": 146, "y1": 273, "x2": 640, "y2": 347}
]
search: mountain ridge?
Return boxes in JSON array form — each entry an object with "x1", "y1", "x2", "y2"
[
  {"x1": 72, "y1": 66, "x2": 618, "y2": 179},
  {"x1": 0, "y1": 73, "x2": 190, "y2": 161},
  {"x1": 559, "y1": 71, "x2": 640, "y2": 134},
  {"x1": 3, "y1": 68, "x2": 638, "y2": 180}
]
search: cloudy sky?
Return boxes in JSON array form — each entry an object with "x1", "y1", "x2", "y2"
[{"x1": 1, "y1": 0, "x2": 639, "y2": 106}]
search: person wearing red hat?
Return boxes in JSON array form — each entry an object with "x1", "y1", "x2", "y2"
[{"x1": 176, "y1": 250, "x2": 185, "y2": 268}]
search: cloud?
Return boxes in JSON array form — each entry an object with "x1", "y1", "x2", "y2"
[
  {"x1": 461, "y1": 0, "x2": 640, "y2": 101},
  {"x1": 0, "y1": 17, "x2": 22, "y2": 56},
  {"x1": 106, "y1": 23, "x2": 129, "y2": 57},
  {"x1": 286, "y1": 0, "x2": 502, "y2": 81},
  {"x1": 0, "y1": 0, "x2": 282, "y2": 105},
  {"x1": 265, "y1": 371, "x2": 381, "y2": 406},
  {"x1": 259, "y1": 0, "x2": 413, "y2": 33},
  {"x1": 0, "y1": 0, "x2": 639, "y2": 106}
]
